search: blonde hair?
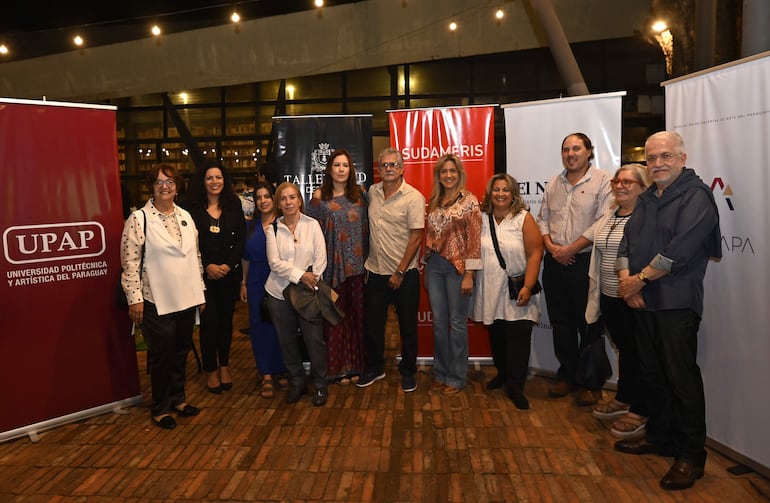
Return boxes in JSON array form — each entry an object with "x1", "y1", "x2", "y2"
[
  {"x1": 274, "y1": 182, "x2": 305, "y2": 215},
  {"x1": 427, "y1": 154, "x2": 467, "y2": 213}
]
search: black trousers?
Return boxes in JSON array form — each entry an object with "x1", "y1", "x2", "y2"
[
  {"x1": 488, "y1": 320, "x2": 535, "y2": 395},
  {"x1": 542, "y1": 252, "x2": 593, "y2": 385},
  {"x1": 199, "y1": 279, "x2": 239, "y2": 372},
  {"x1": 636, "y1": 309, "x2": 706, "y2": 467},
  {"x1": 362, "y1": 269, "x2": 419, "y2": 378},
  {"x1": 600, "y1": 294, "x2": 647, "y2": 416},
  {"x1": 141, "y1": 302, "x2": 196, "y2": 417}
]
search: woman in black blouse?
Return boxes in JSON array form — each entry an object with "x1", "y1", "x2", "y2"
[{"x1": 186, "y1": 163, "x2": 246, "y2": 393}]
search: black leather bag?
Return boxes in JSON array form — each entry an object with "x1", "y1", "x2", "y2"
[
  {"x1": 507, "y1": 274, "x2": 542, "y2": 300},
  {"x1": 576, "y1": 329, "x2": 612, "y2": 389}
]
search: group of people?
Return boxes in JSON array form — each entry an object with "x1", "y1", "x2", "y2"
[{"x1": 120, "y1": 130, "x2": 720, "y2": 491}]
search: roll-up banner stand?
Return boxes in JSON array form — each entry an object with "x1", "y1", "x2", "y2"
[
  {"x1": 270, "y1": 115, "x2": 374, "y2": 199},
  {"x1": 663, "y1": 52, "x2": 770, "y2": 477},
  {"x1": 388, "y1": 105, "x2": 496, "y2": 359},
  {"x1": 1, "y1": 98, "x2": 141, "y2": 442},
  {"x1": 502, "y1": 92, "x2": 625, "y2": 379}
]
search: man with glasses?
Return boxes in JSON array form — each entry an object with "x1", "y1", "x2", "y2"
[
  {"x1": 537, "y1": 133, "x2": 613, "y2": 405},
  {"x1": 614, "y1": 131, "x2": 721, "y2": 490},
  {"x1": 357, "y1": 147, "x2": 425, "y2": 392}
]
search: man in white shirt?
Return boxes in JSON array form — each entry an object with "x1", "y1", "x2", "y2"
[{"x1": 537, "y1": 133, "x2": 612, "y2": 404}]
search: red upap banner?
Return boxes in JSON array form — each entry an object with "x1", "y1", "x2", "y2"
[
  {"x1": 0, "y1": 99, "x2": 140, "y2": 439},
  {"x1": 389, "y1": 105, "x2": 495, "y2": 357}
]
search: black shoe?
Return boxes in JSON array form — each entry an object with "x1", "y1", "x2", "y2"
[
  {"x1": 356, "y1": 371, "x2": 386, "y2": 388},
  {"x1": 660, "y1": 460, "x2": 704, "y2": 490},
  {"x1": 286, "y1": 386, "x2": 308, "y2": 404},
  {"x1": 614, "y1": 438, "x2": 676, "y2": 457},
  {"x1": 401, "y1": 375, "x2": 417, "y2": 393},
  {"x1": 152, "y1": 415, "x2": 176, "y2": 430},
  {"x1": 312, "y1": 388, "x2": 328, "y2": 406},
  {"x1": 508, "y1": 392, "x2": 530, "y2": 410},
  {"x1": 220, "y1": 381, "x2": 233, "y2": 391},
  {"x1": 486, "y1": 374, "x2": 505, "y2": 391},
  {"x1": 208, "y1": 385, "x2": 222, "y2": 394},
  {"x1": 173, "y1": 404, "x2": 200, "y2": 417}
]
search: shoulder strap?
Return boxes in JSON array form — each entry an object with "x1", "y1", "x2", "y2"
[
  {"x1": 488, "y1": 212, "x2": 507, "y2": 271},
  {"x1": 139, "y1": 210, "x2": 147, "y2": 279}
]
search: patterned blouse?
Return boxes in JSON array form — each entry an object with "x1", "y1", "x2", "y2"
[
  {"x1": 307, "y1": 194, "x2": 368, "y2": 288},
  {"x1": 425, "y1": 190, "x2": 482, "y2": 275}
]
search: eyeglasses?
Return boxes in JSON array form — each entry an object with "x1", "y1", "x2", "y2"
[
  {"x1": 610, "y1": 178, "x2": 642, "y2": 189},
  {"x1": 646, "y1": 152, "x2": 680, "y2": 164},
  {"x1": 379, "y1": 162, "x2": 401, "y2": 169},
  {"x1": 154, "y1": 179, "x2": 176, "y2": 187}
]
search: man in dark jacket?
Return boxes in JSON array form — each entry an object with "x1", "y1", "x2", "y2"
[{"x1": 614, "y1": 131, "x2": 721, "y2": 490}]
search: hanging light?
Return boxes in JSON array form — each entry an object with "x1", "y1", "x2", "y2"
[
  {"x1": 231, "y1": 11, "x2": 241, "y2": 23},
  {"x1": 73, "y1": 35, "x2": 84, "y2": 47},
  {"x1": 495, "y1": 9, "x2": 504, "y2": 20},
  {"x1": 151, "y1": 25, "x2": 162, "y2": 36},
  {"x1": 315, "y1": 0, "x2": 324, "y2": 7},
  {"x1": 449, "y1": 21, "x2": 458, "y2": 31},
  {"x1": 0, "y1": 44, "x2": 8, "y2": 55}
]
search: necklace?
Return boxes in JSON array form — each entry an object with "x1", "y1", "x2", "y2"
[
  {"x1": 209, "y1": 215, "x2": 221, "y2": 234},
  {"x1": 605, "y1": 211, "x2": 631, "y2": 249}
]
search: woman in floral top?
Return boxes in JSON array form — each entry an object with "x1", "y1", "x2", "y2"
[
  {"x1": 308, "y1": 149, "x2": 368, "y2": 384},
  {"x1": 424, "y1": 154, "x2": 482, "y2": 394}
]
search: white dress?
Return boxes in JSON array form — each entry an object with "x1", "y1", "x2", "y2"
[{"x1": 470, "y1": 209, "x2": 540, "y2": 325}]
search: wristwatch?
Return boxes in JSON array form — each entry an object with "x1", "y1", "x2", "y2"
[
  {"x1": 637, "y1": 271, "x2": 650, "y2": 284},
  {"x1": 396, "y1": 270, "x2": 405, "y2": 277}
]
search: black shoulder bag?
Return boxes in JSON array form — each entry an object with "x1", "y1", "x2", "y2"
[{"x1": 488, "y1": 212, "x2": 541, "y2": 300}]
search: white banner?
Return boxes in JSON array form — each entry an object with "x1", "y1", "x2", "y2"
[
  {"x1": 664, "y1": 52, "x2": 770, "y2": 472},
  {"x1": 502, "y1": 92, "x2": 625, "y2": 377}
]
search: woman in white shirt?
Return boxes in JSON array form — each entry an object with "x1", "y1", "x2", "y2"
[
  {"x1": 120, "y1": 164, "x2": 206, "y2": 430},
  {"x1": 265, "y1": 182, "x2": 329, "y2": 406},
  {"x1": 471, "y1": 174, "x2": 543, "y2": 410}
]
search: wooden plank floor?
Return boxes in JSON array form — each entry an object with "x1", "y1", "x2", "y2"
[{"x1": 1, "y1": 302, "x2": 768, "y2": 502}]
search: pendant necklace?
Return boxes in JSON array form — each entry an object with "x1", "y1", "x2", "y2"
[
  {"x1": 605, "y1": 211, "x2": 630, "y2": 248},
  {"x1": 209, "y1": 215, "x2": 221, "y2": 234}
]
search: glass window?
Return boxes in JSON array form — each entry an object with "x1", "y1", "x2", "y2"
[
  {"x1": 167, "y1": 108, "x2": 222, "y2": 138},
  {"x1": 346, "y1": 101, "x2": 388, "y2": 131},
  {"x1": 225, "y1": 106, "x2": 257, "y2": 136},
  {"x1": 286, "y1": 73, "x2": 343, "y2": 100},
  {"x1": 226, "y1": 83, "x2": 258, "y2": 102},
  {"x1": 130, "y1": 93, "x2": 163, "y2": 106},
  {"x1": 408, "y1": 60, "x2": 470, "y2": 95},
  {"x1": 168, "y1": 87, "x2": 221, "y2": 106},
  {"x1": 285, "y1": 103, "x2": 343, "y2": 116},
  {"x1": 127, "y1": 110, "x2": 163, "y2": 140},
  {"x1": 347, "y1": 67, "x2": 392, "y2": 98},
  {"x1": 221, "y1": 139, "x2": 261, "y2": 172},
  {"x1": 258, "y1": 80, "x2": 283, "y2": 100}
]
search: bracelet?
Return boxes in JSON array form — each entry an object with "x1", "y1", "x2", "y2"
[
  {"x1": 396, "y1": 270, "x2": 405, "y2": 277},
  {"x1": 637, "y1": 271, "x2": 650, "y2": 284}
]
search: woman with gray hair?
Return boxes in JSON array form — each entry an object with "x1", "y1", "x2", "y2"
[{"x1": 586, "y1": 163, "x2": 652, "y2": 438}]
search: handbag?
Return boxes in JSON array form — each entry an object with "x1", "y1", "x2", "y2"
[
  {"x1": 488, "y1": 213, "x2": 542, "y2": 300},
  {"x1": 116, "y1": 210, "x2": 146, "y2": 308},
  {"x1": 576, "y1": 324, "x2": 612, "y2": 389}
]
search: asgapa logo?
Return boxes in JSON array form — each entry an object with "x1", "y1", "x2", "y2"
[
  {"x1": 710, "y1": 178, "x2": 735, "y2": 211},
  {"x1": 3, "y1": 221, "x2": 105, "y2": 264}
]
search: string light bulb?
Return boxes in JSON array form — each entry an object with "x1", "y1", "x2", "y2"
[
  {"x1": 151, "y1": 25, "x2": 161, "y2": 36},
  {"x1": 495, "y1": 9, "x2": 504, "y2": 20},
  {"x1": 315, "y1": 0, "x2": 324, "y2": 7},
  {"x1": 0, "y1": 44, "x2": 8, "y2": 55},
  {"x1": 449, "y1": 21, "x2": 458, "y2": 31},
  {"x1": 73, "y1": 35, "x2": 84, "y2": 47},
  {"x1": 231, "y1": 11, "x2": 240, "y2": 23}
]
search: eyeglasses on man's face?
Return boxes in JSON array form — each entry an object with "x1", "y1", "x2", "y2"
[
  {"x1": 154, "y1": 179, "x2": 176, "y2": 187},
  {"x1": 610, "y1": 178, "x2": 642, "y2": 189},
  {"x1": 646, "y1": 152, "x2": 681, "y2": 164},
  {"x1": 379, "y1": 162, "x2": 401, "y2": 169}
]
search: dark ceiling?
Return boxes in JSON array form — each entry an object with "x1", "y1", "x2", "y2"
[{"x1": 1, "y1": 0, "x2": 363, "y2": 61}]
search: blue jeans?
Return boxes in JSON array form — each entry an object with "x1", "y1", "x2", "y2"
[{"x1": 425, "y1": 254, "x2": 469, "y2": 389}]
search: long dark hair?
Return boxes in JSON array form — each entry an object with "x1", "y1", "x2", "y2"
[
  {"x1": 185, "y1": 162, "x2": 241, "y2": 211},
  {"x1": 318, "y1": 149, "x2": 363, "y2": 203}
]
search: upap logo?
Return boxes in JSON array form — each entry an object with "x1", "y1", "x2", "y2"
[
  {"x1": 710, "y1": 178, "x2": 735, "y2": 211},
  {"x1": 3, "y1": 221, "x2": 106, "y2": 265}
]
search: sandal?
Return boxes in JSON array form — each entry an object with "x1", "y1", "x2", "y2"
[
  {"x1": 610, "y1": 413, "x2": 647, "y2": 440},
  {"x1": 260, "y1": 378, "x2": 275, "y2": 399},
  {"x1": 592, "y1": 399, "x2": 630, "y2": 420}
]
